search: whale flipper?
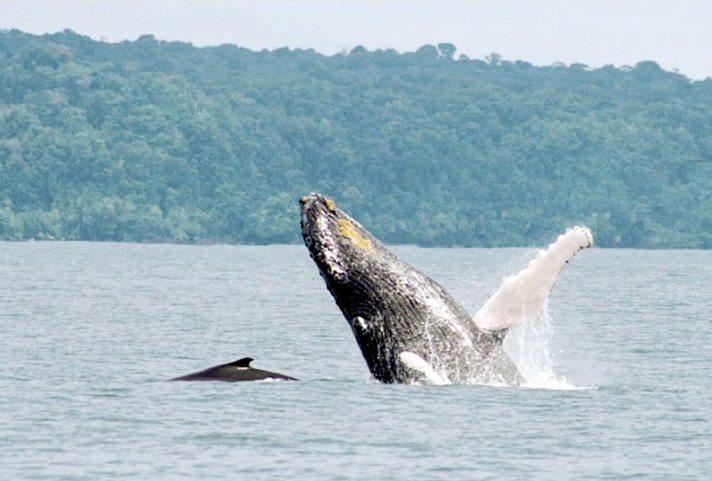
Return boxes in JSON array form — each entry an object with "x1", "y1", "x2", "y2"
[
  {"x1": 473, "y1": 226, "x2": 593, "y2": 333},
  {"x1": 171, "y1": 357, "x2": 297, "y2": 382}
]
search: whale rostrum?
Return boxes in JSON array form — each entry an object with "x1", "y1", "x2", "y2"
[{"x1": 300, "y1": 193, "x2": 592, "y2": 385}]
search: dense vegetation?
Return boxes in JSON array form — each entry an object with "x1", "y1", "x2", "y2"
[{"x1": 1, "y1": 30, "x2": 711, "y2": 247}]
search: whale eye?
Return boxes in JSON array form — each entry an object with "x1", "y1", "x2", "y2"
[{"x1": 352, "y1": 316, "x2": 371, "y2": 333}]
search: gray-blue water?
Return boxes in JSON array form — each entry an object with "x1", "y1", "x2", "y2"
[{"x1": 1, "y1": 242, "x2": 710, "y2": 480}]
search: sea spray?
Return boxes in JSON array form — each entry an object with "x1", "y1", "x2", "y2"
[{"x1": 504, "y1": 303, "x2": 568, "y2": 388}]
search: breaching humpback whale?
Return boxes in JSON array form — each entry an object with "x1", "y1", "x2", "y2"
[
  {"x1": 300, "y1": 193, "x2": 591, "y2": 385},
  {"x1": 171, "y1": 357, "x2": 297, "y2": 382}
]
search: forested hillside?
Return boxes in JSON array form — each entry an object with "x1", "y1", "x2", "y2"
[{"x1": 1, "y1": 30, "x2": 711, "y2": 247}]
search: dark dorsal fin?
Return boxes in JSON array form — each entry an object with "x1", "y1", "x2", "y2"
[{"x1": 227, "y1": 357, "x2": 254, "y2": 368}]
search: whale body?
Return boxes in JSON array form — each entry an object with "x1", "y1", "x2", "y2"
[
  {"x1": 171, "y1": 357, "x2": 297, "y2": 382},
  {"x1": 300, "y1": 193, "x2": 591, "y2": 385}
]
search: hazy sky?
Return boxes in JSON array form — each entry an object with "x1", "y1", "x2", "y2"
[{"x1": 2, "y1": 0, "x2": 711, "y2": 80}]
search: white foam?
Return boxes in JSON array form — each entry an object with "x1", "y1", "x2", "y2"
[{"x1": 522, "y1": 375, "x2": 593, "y2": 391}]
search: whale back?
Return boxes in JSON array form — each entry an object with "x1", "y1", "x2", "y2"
[
  {"x1": 171, "y1": 357, "x2": 297, "y2": 382},
  {"x1": 300, "y1": 193, "x2": 521, "y2": 384}
]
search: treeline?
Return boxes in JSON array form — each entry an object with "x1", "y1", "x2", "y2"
[{"x1": 1, "y1": 29, "x2": 711, "y2": 247}]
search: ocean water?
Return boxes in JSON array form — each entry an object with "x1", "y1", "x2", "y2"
[{"x1": 1, "y1": 242, "x2": 710, "y2": 480}]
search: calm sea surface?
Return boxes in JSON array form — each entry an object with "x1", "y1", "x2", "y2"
[{"x1": 1, "y1": 242, "x2": 710, "y2": 480}]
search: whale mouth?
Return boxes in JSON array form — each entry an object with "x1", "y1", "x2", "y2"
[
  {"x1": 300, "y1": 193, "x2": 350, "y2": 284},
  {"x1": 300, "y1": 193, "x2": 335, "y2": 252},
  {"x1": 299, "y1": 193, "x2": 330, "y2": 229}
]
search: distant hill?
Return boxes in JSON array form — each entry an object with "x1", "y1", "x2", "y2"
[{"x1": 1, "y1": 30, "x2": 711, "y2": 247}]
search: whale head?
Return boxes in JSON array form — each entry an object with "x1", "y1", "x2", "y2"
[
  {"x1": 300, "y1": 193, "x2": 385, "y2": 287},
  {"x1": 300, "y1": 193, "x2": 408, "y2": 381}
]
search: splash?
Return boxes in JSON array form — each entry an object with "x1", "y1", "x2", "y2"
[
  {"x1": 505, "y1": 301, "x2": 555, "y2": 380},
  {"x1": 504, "y1": 304, "x2": 580, "y2": 390},
  {"x1": 403, "y1": 226, "x2": 593, "y2": 388}
]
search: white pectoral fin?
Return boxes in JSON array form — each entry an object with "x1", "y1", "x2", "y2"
[
  {"x1": 399, "y1": 351, "x2": 449, "y2": 385},
  {"x1": 473, "y1": 226, "x2": 593, "y2": 332}
]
